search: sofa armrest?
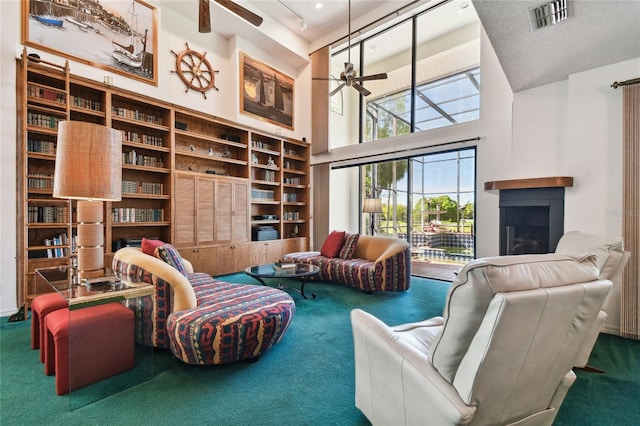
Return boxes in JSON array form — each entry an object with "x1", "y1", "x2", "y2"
[
  {"x1": 351, "y1": 309, "x2": 476, "y2": 425},
  {"x1": 113, "y1": 247, "x2": 197, "y2": 311}
]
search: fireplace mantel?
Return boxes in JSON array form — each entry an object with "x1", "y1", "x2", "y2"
[{"x1": 484, "y1": 176, "x2": 573, "y2": 192}]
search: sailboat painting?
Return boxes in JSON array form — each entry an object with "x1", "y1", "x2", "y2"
[
  {"x1": 23, "y1": 0, "x2": 158, "y2": 85},
  {"x1": 240, "y1": 53, "x2": 294, "y2": 130}
]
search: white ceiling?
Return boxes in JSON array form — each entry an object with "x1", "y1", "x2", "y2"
[
  {"x1": 471, "y1": 0, "x2": 640, "y2": 92},
  {"x1": 161, "y1": 1, "x2": 640, "y2": 91}
]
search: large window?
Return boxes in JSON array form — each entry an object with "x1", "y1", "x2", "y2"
[
  {"x1": 353, "y1": 147, "x2": 476, "y2": 265},
  {"x1": 329, "y1": 0, "x2": 481, "y2": 147}
]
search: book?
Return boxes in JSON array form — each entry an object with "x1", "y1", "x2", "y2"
[{"x1": 274, "y1": 262, "x2": 297, "y2": 271}]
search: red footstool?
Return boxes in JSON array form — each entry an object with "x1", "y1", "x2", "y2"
[
  {"x1": 31, "y1": 292, "x2": 68, "y2": 362},
  {"x1": 44, "y1": 302, "x2": 135, "y2": 395}
]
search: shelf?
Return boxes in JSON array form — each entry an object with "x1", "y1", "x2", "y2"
[
  {"x1": 111, "y1": 221, "x2": 171, "y2": 227},
  {"x1": 175, "y1": 150, "x2": 247, "y2": 165},
  {"x1": 283, "y1": 168, "x2": 305, "y2": 175},
  {"x1": 252, "y1": 180, "x2": 280, "y2": 186},
  {"x1": 27, "y1": 152, "x2": 56, "y2": 161},
  {"x1": 112, "y1": 115, "x2": 170, "y2": 132},
  {"x1": 123, "y1": 141, "x2": 170, "y2": 153},
  {"x1": 175, "y1": 129, "x2": 247, "y2": 149},
  {"x1": 483, "y1": 176, "x2": 574, "y2": 191},
  {"x1": 69, "y1": 105, "x2": 105, "y2": 117},
  {"x1": 251, "y1": 200, "x2": 279, "y2": 205},
  {"x1": 121, "y1": 193, "x2": 170, "y2": 200},
  {"x1": 122, "y1": 164, "x2": 170, "y2": 173}
]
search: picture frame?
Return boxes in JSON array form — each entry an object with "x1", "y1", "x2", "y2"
[
  {"x1": 240, "y1": 52, "x2": 294, "y2": 130},
  {"x1": 22, "y1": 0, "x2": 158, "y2": 85}
]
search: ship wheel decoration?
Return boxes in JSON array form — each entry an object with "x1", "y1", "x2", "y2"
[{"x1": 171, "y1": 42, "x2": 219, "y2": 99}]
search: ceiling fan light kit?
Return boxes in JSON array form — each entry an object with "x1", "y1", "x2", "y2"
[{"x1": 312, "y1": 0, "x2": 387, "y2": 97}]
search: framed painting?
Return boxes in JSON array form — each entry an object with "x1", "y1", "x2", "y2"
[
  {"x1": 22, "y1": 0, "x2": 158, "y2": 85},
  {"x1": 240, "y1": 52, "x2": 294, "y2": 130}
]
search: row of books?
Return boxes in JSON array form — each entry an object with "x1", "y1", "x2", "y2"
[
  {"x1": 123, "y1": 150, "x2": 165, "y2": 168},
  {"x1": 122, "y1": 180, "x2": 164, "y2": 196},
  {"x1": 28, "y1": 174, "x2": 53, "y2": 190},
  {"x1": 283, "y1": 176, "x2": 302, "y2": 185},
  {"x1": 282, "y1": 211, "x2": 300, "y2": 220},
  {"x1": 251, "y1": 188, "x2": 275, "y2": 201},
  {"x1": 111, "y1": 207, "x2": 165, "y2": 223},
  {"x1": 28, "y1": 138, "x2": 56, "y2": 154},
  {"x1": 28, "y1": 205, "x2": 69, "y2": 224},
  {"x1": 44, "y1": 233, "x2": 77, "y2": 258},
  {"x1": 120, "y1": 130, "x2": 164, "y2": 147},
  {"x1": 283, "y1": 193, "x2": 298, "y2": 202},
  {"x1": 72, "y1": 95, "x2": 102, "y2": 111},
  {"x1": 27, "y1": 84, "x2": 65, "y2": 104},
  {"x1": 27, "y1": 112, "x2": 62, "y2": 129},
  {"x1": 112, "y1": 106, "x2": 163, "y2": 125}
]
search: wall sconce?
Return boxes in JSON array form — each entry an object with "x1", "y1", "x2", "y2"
[
  {"x1": 53, "y1": 121, "x2": 122, "y2": 278},
  {"x1": 362, "y1": 198, "x2": 383, "y2": 236}
]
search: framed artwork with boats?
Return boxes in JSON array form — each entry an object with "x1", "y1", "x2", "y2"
[
  {"x1": 22, "y1": 0, "x2": 158, "y2": 85},
  {"x1": 240, "y1": 52, "x2": 294, "y2": 130}
]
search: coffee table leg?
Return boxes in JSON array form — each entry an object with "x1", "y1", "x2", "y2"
[{"x1": 299, "y1": 279, "x2": 316, "y2": 300}]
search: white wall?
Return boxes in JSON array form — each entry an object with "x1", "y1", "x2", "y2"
[{"x1": 0, "y1": 0, "x2": 311, "y2": 316}]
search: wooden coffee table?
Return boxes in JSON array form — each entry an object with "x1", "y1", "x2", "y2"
[{"x1": 245, "y1": 263, "x2": 320, "y2": 299}]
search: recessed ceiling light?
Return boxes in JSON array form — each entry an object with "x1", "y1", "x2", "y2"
[{"x1": 315, "y1": 3, "x2": 323, "y2": 9}]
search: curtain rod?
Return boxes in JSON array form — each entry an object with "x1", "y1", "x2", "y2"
[{"x1": 611, "y1": 77, "x2": 640, "y2": 89}]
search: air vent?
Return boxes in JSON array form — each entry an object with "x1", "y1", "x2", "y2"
[{"x1": 529, "y1": 0, "x2": 569, "y2": 30}]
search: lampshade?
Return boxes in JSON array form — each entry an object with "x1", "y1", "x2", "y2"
[
  {"x1": 362, "y1": 198, "x2": 382, "y2": 214},
  {"x1": 53, "y1": 121, "x2": 122, "y2": 201}
]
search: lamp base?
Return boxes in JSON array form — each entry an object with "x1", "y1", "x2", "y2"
[{"x1": 77, "y1": 200, "x2": 105, "y2": 277}]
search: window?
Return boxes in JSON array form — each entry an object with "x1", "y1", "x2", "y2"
[{"x1": 329, "y1": 1, "x2": 481, "y2": 148}]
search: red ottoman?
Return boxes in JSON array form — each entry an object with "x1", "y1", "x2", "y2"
[
  {"x1": 31, "y1": 292, "x2": 68, "y2": 362},
  {"x1": 44, "y1": 302, "x2": 135, "y2": 395}
]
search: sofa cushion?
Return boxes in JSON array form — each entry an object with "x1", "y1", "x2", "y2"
[
  {"x1": 155, "y1": 244, "x2": 188, "y2": 277},
  {"x1": 339, "y1": 233, "x2": 360, "y2": 260},
  {"x1": 142, "y1": 238, "x2": 165, "y2": 256},
  {"x1": 321, "y1": 231, "x2": 346, "y2": 258}
]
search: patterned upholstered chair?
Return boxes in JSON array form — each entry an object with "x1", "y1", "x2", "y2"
[{"x1": 112, "y1": 245, "x2": 295, "y2": 365}]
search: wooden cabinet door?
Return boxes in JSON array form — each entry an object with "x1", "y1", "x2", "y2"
[
  {"x1": 213, "y1": 244, "x2": 250, "y2": 276},
  {"x1": 264, "y1": 240, "x2": 283, "y2": 264},
  {"x1": 232, "y1": 179, "x2": 250, "y2": 243},
  {"x1": 214, "y1": 177, "x2": 249, "y2": 245},
  {"x1": 196, "y1": 178, "x2": 215, "y2": 246},
  {"x1": 282, "y1": 237, "x2": 308, "y2": 255},
  {"x1": 174, "y1": 174, "x2": 196, "y2": 247},
  {"x1": 248, "y1": 240, "x2": 282, "y2": 265}
]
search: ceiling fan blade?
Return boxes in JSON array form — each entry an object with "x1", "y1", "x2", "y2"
[
  {"x1": 199, "y1": 0, "x2": 211, "y2": 33},
  {"x1": 352, "y1": 82, "x2": 371, "y2": 97},
  {"x1": 313, "y1": 77, "x2": 342, "y2": 81},
  {"x1": 215, "y1": 0, "x2": 263, "y2": 27},
  {"x1": 328, "y1": 83, "x2": 346, "y2": 97},
  {"x1": 355, "y1": 73, "x2": 388, "y2": 82}
]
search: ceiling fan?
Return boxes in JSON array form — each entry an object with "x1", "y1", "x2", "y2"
[
  {"x1": 199, "y1": 0, "x2": 263, "y2": 33},
  {"x1": 313, "y1": 0, "x2": 388, "y2": 97}
]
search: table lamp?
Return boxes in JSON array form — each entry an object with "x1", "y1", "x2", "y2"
[
  {"x1": 53, "y1": 121, "x2": 122, "y2": 278},
  {"x1": 362, "y1": 198, "x2": 382, "y2": 235}
]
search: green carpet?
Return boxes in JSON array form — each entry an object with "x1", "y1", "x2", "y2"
[{"x1": 1, "y1": 274, "x2": 639, "y2": 425}]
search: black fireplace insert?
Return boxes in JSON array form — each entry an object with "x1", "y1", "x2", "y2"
[{"x1": 499, "y1": 187, "x2": 565, "y2": 255}]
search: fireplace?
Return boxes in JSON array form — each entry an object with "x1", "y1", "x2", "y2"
[
  {"x1": 484, "y1": 177, "x2": 573, "y2": 256},
  {"x1": 499, "y1": 188, "x2": 565, "y2": 255}
]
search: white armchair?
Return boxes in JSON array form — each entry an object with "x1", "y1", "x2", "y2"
[
  {"x1": 351, "y1": 253, "x2": 611, "y2": 425},
  {"x1": 554, "y1": 230, "x2": 629, "y2": 370}
]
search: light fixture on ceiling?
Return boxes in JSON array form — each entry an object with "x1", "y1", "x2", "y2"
[
  {"x1": 277, "y1": 0, "x2": 307, "y2": 31},
  {"x1": 529, "y1": 0, "x2": 569, "y2": 31}
]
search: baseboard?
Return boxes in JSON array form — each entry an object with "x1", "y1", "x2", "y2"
[{"x1": 601, "y1": 325, "x2": 620, "y2": 336}]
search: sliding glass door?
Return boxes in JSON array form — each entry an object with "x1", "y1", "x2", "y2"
[{"x1": 358, "y1": 147, "x2": 476, "y2": 269}]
